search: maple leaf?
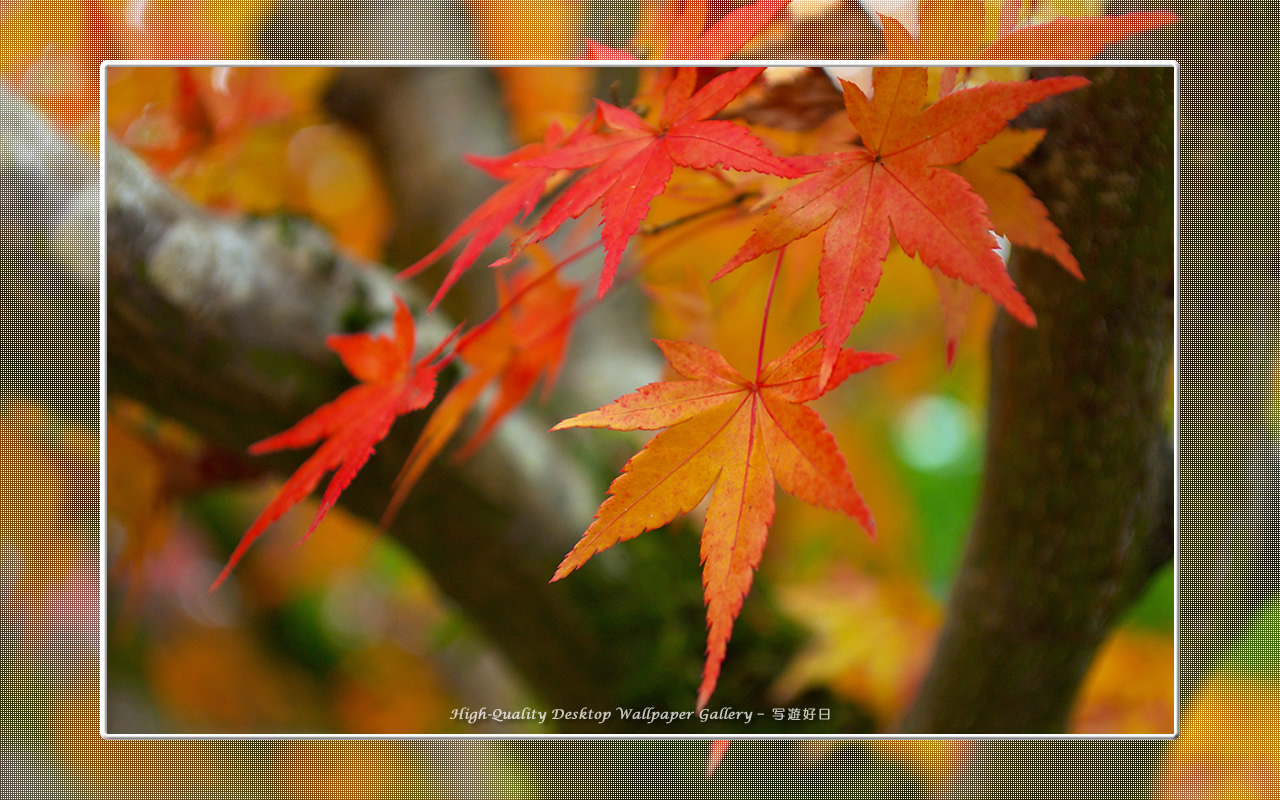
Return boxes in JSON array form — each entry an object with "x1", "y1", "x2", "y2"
[
  {"x1": 879, "y1": 0, "x2": 981, "y2": 59},
  {"x1": 954, "y1": 127, "x2": 1080, "y2": 279},
  {"x1": 931, "y1": 268, "x2": 981, "y2": 370},
  {"x1": 210, "y1": 297, "x2": 457, "y2": 591},
  {"x1": 113, "y1": 67, "x2": 311, "y2": 175},
  {"x1": 8, "y1": 0, "x2": 236, "y2": 136},
  {"x1": 924, "y1": 126, "x2": 1084, "y2": 366},
  {"x1": 516, "y1": 67, "x2": 805, "y2": 298},
  {"x1": 717, "y1": 67, "x2": 1087, "y2": 386},
  {"x1": 585, "y1": 0, "x2": 790, "y2": 60},
  {"x1": 397, "y1": 115, "x2": 596, "y2": 308},
  {"x1": 979, "y1": 10, "x2": 1180, "y2": 60},
  {"x1": 880, "y1": 0, "x2": 1178, "y2": 61},
  {"x1": 383, "y1": 264, "x2": 579, "y2": 524},
  {"x1": 707, "y1": 739, "x2": 731, "y2": 777},
  {"x1": 551, "y1": 331, "x2": 894, "y2": 709}
]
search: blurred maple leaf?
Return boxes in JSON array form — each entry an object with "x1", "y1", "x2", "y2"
[
  {"x1": 1, "y1": 0, "x2": 267, "y2": 138},
  {"x1": 773, "y1": 570, "x2": 941, "y2": 724},
  {"x1": 109, "y1": 66, "x2": 309, "y2": 173},
  {"x1": 586, "y1": 0, "x2": 790, "y2": 59},
  {"x1": 1069, "y1": 629, "x2": 1174, "y2": 734},
  {"x1": 707, "y1": 739, "x2": 731, "y2": 777},
  {"x1": 1161, "y1": 674, "x2": 1280, "y2": 797},
  {"x1": 385, "y1": 263, "x2": 580, "y2": 524},
  {"x1": 107, "y1": 65, "x2": 392, "y2": 259},
  {"x1": 880, "y1": 0, "x2": 1178, "y2": 60}
]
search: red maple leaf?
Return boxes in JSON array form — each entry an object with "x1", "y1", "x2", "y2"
[
  {"x1": 397, "y1": 115, "x2": 597, "y2": 308},
  {"x1": 707, "y1": 739, "x2": 731, "y2": 777},
  {"x1": 551, "y1": 331, "x2": 893, "y2": 709},
  {"x1": 384, "y1": 264, "x2": 580, "y2": 524},
  {"x1": 516, "y1": 66, "x2": 805, "y2": 298},
  {"x1": 717, "y1": 67, "x2": 1087, "y2": 386},
  {"x1": 585, "y1": 0, "x2": 789, "y2": 60},
  {"x1": 210, "y1": 297, "x2": 457, "y2": 590}
]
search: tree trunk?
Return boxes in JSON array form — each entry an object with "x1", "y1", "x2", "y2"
[{"x1": 900, "y1": 65, "x2": 1176, "y2": 736}]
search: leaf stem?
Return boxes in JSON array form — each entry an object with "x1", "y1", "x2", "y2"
[
  {"x1": 451, "y1": 238, "x2": 602, "y2": 354},
  {"x1": 756, "y1": 246, "x2": 785, "y2": 379},
  {"x1": 638, "y1": 191, "x2": 757, "y2": 236}
]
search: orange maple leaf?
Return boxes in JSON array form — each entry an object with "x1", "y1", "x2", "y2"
[
  {"x1": 954, "y1": 127, "x2": 1080, "y2": 280},
  {"x1": 551, "y1": 330, "x2": 894, "y2": 709},
  {"x1": 881, "y1": 0, "x2": 1178, "y2": 61},
  {"x1": 979, "y1": 9, "x2": 1180, "y2": 60},
  {"x1": 210, "y1": 297, "x2": 457, "y2": 590},
  {"x1": 928, "y1": 126, "x2": 1082, "y2": 366},
  {"x1": 717, "y1": 67, "x2": 1087, "y2": 386}
]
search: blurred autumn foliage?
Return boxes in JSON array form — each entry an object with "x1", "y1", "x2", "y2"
[
  {"x1": 0, "y1": 0, "x2": 1265, "y2": 798},
  {"x1": 104, "y1": 65, "x2": 392, "y2": 259}
]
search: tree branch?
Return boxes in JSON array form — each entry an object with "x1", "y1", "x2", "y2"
[{"x1": 0, "y1": 88, "x2": 98, "y2": 426}]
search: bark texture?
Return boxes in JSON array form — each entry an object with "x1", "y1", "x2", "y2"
[{"x1": 900, "y1": 65, "x2": 1176, "y2": 736}]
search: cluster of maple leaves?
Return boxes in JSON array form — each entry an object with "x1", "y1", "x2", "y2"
[{"x1": 212, "y1": 1, "x2": 1177, "y2": 713}]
